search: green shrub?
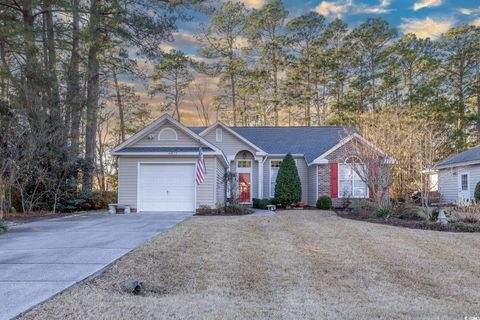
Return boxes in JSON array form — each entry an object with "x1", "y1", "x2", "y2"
[
  {"x1": 196, "y1": 205, "x2": 213, "y2": 215},
  {"x1": 316, "y1": 196, "x2": 332, "y2": 210},
  {"x1": 451, "y1": 222, "x2": 480, "y2": 232},
  {"x1": 375, "y1": 205, "x2": 394, "y2": 218},
  {"x1": 475, "y1": 182, "x2": 480, "y2": 202},
  {"x1": 56, "y1": 190, "x2": 117, "y2": 212},
  {"x1": 430, "y1": 207, "x2": 440, "y2": 221},
  {"x1": 0, "y1": 220, "x2": 7, "y2": 232},
  {"x1": 253, "y1": 198, "x2": 271, "y2": 209},
  {"x1": 393, "y1": 203, "x2": 421, "y2": 220},
  {"x1": 274, "y1": 153, "x2": 302, "y2": 207}
]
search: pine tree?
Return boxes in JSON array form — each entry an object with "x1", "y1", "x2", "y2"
[{"x1": 274, "y1": 153, "x2": 302, "y2": 207}]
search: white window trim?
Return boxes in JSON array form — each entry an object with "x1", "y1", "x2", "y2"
[
  {"x1": 457, "y1": 170, "x2": 470, "y2": 200},
  {"x1": 338, "y1": 163, "x2": 369, "y2": 199},
  {"x1": 269, "y1": 159, "x2": 298, "y2": 198},
  {"x1": 158, "y1": 127, "x2": 178, "y2": 141},
  {"x1": 215, "y1": 128, "x2": 223, "y2": 142}
]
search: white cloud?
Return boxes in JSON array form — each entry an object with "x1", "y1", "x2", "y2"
[
  {"x1": 237, "y1": 0, "x2": 265, "y2": 9},
  {"x1": 459, "y1": 8, "x2": 473, "y2": 15},
  {"x1": 314, "y1": 0, "x2": 391, "y2": 17},
  {"x1": 315, "y1": 0, "x2": 352, "y2": 17},
  {"x1": 399, "y1": 17, "x2": 454, "y2": 39},
  {"x1": 413, "y1": 0, "x2": 442, "y2": 11},
  {"x1": 159, "y1": 42, "x2": 176, "y2": 52},
  {"x1": 356, "y1": 0, "x2": 392, "y2": 14}
]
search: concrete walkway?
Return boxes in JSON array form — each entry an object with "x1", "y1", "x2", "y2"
[{"x1": 0, "y1": 211, "x2": 191, "y2": 320}]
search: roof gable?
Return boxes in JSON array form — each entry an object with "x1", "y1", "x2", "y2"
[
  {"x1": 199, "y1": 122, "x2": 266, "y2": 154},
  {"x1": 111, "y1": 115, "x2": 223, "y2": 156},
  {"x1": 435, "y1": 145, "x2": 480, "y2": 169},
  {"x1": 230, "y1": 126, "x2": 351, "y2": 163}
]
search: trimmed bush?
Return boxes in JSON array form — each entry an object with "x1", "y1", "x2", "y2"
[
  {"x1": 316, "y1": 196, "x2": 332, "y2": 210},
  {"x1": 475, "y1": 182, "x2": 480, "y2": 202},
  {"x1": 56, "y1": 190, "x2": 117, "y2": 213},
  {"x1": 274, "y1": 153, "x2": 302, "y2": 207},
  {"x1": 375, "y1": 205, "x2": 394, "y2": 218},
  {"x1": 430, "y1": 207, "x2": 440, "y2": 221},
  {"x1": 0, "y1": 220, "x2": 7, "y2": 232},
  {"x1": 252, "y1": 198, "x2": 271, "y2": 210}
]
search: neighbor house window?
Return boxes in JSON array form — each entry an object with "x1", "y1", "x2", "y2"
[
  {"x1": 270, "y1": 160, "x2": 282, "y2": 197},
  {"x1": 216, "y1": 128, "x2": 223, "y2": 142},
  {"x1": 338, "y1": 163, "x2": 368, "y2": 198},
  {"x1": 461, "y1": 174, "x2": 468, "y2": 190}
]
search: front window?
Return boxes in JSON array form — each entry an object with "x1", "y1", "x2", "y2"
[
  {"x1": 270, "y1": 160, "x2": 282, "y2": 197},
  {"x1": 339, "y1": 163, "x2": 368, "y2": 198}
]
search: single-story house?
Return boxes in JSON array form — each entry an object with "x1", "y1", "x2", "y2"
[
  {"x1": 111, "y1": 114, "x2": 375, "y2": 212},
  {"x1": 434, "y1": 145, "x2": 480, "y2": 203}
]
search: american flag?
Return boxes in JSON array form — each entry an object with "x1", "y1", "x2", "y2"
[{"x1": 196, "y1": 147, "x2": 206, "y2": 185}]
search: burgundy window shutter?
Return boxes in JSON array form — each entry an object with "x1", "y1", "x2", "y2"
[{"x1": 330, "y1": 163, "x2": 338, "y2": 198}]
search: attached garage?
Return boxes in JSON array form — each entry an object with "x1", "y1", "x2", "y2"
[
  {"x1": 111, "y1": 115, "x2": 228, "y2": 213},
  {"x1": 138, "y1": 163, "x2": 196, "y2": 212}
]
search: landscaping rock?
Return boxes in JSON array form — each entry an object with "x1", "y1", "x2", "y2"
[{"x1": 125, "y1": 280, "x2": 144, "y2": 295}]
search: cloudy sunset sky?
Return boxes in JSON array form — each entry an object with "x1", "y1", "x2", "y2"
[{"x1": 129, "y1": 0, "x2": 480, "y2": 125}]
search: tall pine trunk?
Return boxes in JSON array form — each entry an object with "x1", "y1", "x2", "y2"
[
  {"x1": 112, "y1": 68, "x2": 125, "y2": 142},
  {"x1": 44, "y1": 4, "x2": 60, "y2": 122},
  {"x1": 66, "y1": 0, "x2": 82, "y2": 162},
  {"x1": 82, "y1": 0, "x2": 101, "y2": 191}
]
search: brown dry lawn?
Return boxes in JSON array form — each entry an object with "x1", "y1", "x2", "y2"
[{"x1": 20, "y1": 210, "x2": 480, "y2": 320}]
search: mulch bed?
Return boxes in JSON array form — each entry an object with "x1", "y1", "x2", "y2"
[{"x1": 337, "y1": 211, "x2": 480, "y2": 233}]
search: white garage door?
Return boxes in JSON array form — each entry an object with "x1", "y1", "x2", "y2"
[{"x1": 139, "y1": 163, "x2": 196, "y2": 212}]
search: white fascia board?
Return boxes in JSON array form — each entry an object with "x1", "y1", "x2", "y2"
[
  {"x1": 309, "y1": 158, "x2": 329, "y2": 165},
  {"x1": 111, "y1": 152, "x2": 221, "y2": 156},
  {"x1": 435, "y1": 160, "x2": 480, "y2": 170},
  {"x1": 199, "y1": 122, "x2": 267, "y2": 154}
]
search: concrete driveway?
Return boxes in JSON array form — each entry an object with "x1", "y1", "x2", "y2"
[{"x1": 0, "y1": 211, "x2": 191, "y2": 320}]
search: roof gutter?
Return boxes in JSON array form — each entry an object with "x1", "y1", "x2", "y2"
[{"x1": 434, "y1": 159, "x2": 480, "y2": 170}]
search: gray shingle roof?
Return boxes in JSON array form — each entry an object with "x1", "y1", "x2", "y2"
[
  {"x1": 434, "y1": 145, "x2": 480, "y2": 168},
  {"x1": 117, "y1": 147, "x2": 213, "y2": 153},
  {"x1": 189, "y1": 126, "x2": 353, "y2": 163}
]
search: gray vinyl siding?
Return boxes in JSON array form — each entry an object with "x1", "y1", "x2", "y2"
[
  {"x1": 438, "y1": 165, "x2": 480, "y2": 203},
  {"x1": 203, "y1": 126, "x2": 257, "y2": 156},
  {"x1": 308, "y1": 165, "x2": 318, "y2": 207},
  {"x1": 215, "y1": 158, "x2": 226, "y2": 206},
  {"x1": 264, "y1": 156, "x2": 308, "y2": 204},
  {"x1": 296, "y1": 158, "x2": 308, "y2": 204},
  {"x1": 131, "y1": 122, "x2": 202, "y2": 148},
  {"x1": 117, "y1": 155, "x2": 217, "y2": 210},
  {"x1": 197, "y1": 157, "x2": 216, "y2": 207}
]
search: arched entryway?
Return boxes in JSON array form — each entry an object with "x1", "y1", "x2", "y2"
[{"x1": 234, "y1": 150, "x2": 254, "y2": 204}]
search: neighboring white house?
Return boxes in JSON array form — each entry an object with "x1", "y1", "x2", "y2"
[{"x1": 434, "y1": 145, "x2": 480, "y2": 203}]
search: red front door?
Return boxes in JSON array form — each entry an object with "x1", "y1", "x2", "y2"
[{"x1": 238, "y1": 173, "x2": 251, "y2": 203}]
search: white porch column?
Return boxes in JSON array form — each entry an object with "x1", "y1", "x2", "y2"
[{"x1": 255, "y1": 156, "x2": 264, "y2": 199}]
